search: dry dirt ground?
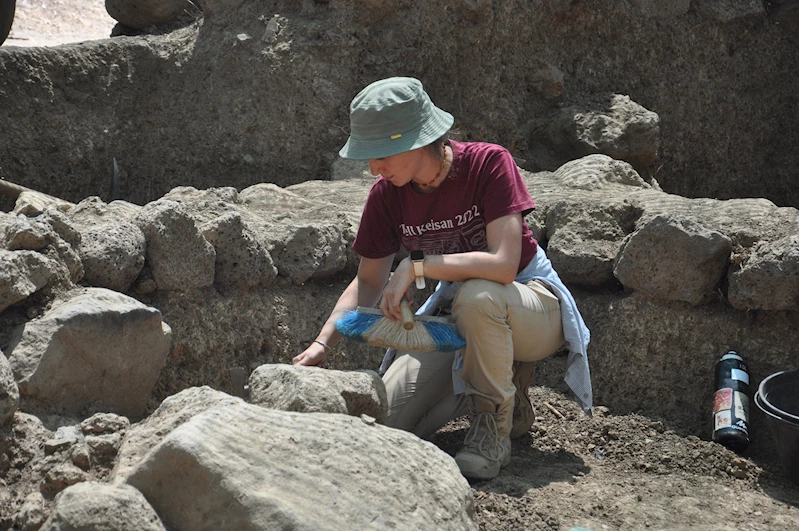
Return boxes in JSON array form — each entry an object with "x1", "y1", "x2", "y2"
[
  {"x1": 438, "y1": 387, "x2": 799, "y2": 530},
  {"x1": 1, "y1": 0, "x2": 114, "y2": 48},
  {"x1": 2, "y1": 2, "x2": 799, "y2": 530}
]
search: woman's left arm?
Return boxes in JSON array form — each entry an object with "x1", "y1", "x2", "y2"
[{"x1": 380, "y1": 213, "x2": 523, "y2": 320}]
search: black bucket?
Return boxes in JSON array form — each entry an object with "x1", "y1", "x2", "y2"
[
  {"x1": 755, "y1": 391, "x2": 799, "y2": 485},
  {"x1": 758, "y1": 368, "x2": 799, "y2": 423}
]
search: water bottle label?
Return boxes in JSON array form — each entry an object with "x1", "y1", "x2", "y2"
[
  {"x1": 730, "y1": 368, "x2": 750, "y2": 385},
  {"x1": 734, "y1": 391, "x2": 749, "y2": 422},
  {"x1": 733, "y1": 419, "x2": 749, "y2": 435},
  {"x1": 714, "y1": 410, "x2": 732, "y2": 430},
  {"x1": 713, "y1": 388, "x2": 733, "y2": 413}
]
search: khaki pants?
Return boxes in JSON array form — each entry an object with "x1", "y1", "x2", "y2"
[{"x1": 383, "y1": 278, "x2": 564, "y2": 439}]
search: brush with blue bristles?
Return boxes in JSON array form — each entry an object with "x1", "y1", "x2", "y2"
[{"x1": 335, "y1": 300, "x2": 466, "y2": 352}]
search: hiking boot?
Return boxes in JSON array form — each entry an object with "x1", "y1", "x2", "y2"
[
  {"x1": 455, "y1": 396, "x2": 513, "y2": 480},
  {"x1": 510, "y1": 361, "x2": 536, "y2": 439}
]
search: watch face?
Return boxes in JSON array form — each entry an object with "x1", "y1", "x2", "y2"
[{"x1": 410, "y1": 250, "x2": 424, "y2": 261}]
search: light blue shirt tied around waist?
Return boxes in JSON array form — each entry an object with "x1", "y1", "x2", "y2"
[{"x1": 378, "y1": 247, "x2": 593, "y2": 415}]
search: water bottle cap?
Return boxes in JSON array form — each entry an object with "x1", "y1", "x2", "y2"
[{"x1": 721, "y1": 351, "x2": 742, "y2": 362}]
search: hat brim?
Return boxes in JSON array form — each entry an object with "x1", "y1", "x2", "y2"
[{"x1": 339, "y1": 108, "x2": 454, "y2": 160}]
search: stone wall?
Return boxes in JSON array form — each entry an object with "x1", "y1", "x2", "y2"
[{"x1": 4, "y1": 156, "x2": 799, "y2": 441}]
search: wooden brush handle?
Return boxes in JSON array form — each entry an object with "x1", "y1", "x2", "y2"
[
  {"x1": 0, "y1": 179, "x2": 30, "y2": 199},
  {"x1": 400, "y1": 300, "x2": 415, "y2": 331},
  {"x1": 0, "y1": 179, "x2": 75, "y2": 210}
]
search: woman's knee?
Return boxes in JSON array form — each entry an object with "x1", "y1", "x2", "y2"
[
  {"x1": 452, "y1": 278, "x2": 506, "y2": 319},
  {"x1": 382, "y1": 351, "x2": 456, "y2": 431}
]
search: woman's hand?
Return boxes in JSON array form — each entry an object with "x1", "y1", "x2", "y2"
[
  {"x1": 379, "y1": 256, "x2": 416, "y2": 320},
  {"x1": 292, "y1": 342, "x2": 329, "y2": 367}
]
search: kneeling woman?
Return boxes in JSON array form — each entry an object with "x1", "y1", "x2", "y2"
[{"x1": 293, "y1": 77, "x2": 592, "y2": 480}]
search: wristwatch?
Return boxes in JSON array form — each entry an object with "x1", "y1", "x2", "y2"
[{"x1": 410, "y1": 250, "x2": 425, "y2": 289}]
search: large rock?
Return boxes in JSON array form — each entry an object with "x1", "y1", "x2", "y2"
[
  {"x1": 2, "y1": 214, "x2": 51, "y2": 251},
  {"x1": 551, "y1": 154, "x2": 655, "y2": 191},
  {"x1": 285, "y1": 180, "x2": 372, "y2": 219},
  {"x1": 13, "y1": 492, "x2": 47, "y2": 531},
  {"x1": 105, "y1": 0, "x2": 197, "y2": 30},
  {"x1": 277, "y1": 224, "x2": 350, "y2": 284},
  {"x1": 160, "y1": 186, "x2": 241, "y2": 225},
  {"x1": 68, "y1": 198, "x2": 148, "y2": 292},
  {"x1": 6, "y1": 288, "x2": 172, "y2": 417},
  {"x1": 286, "y1": 180, "x2": 373, "y2": 275},
  {"x1": 239, "y1": 184, "x2": 351, "y2": 284},
  {"x1": 134, "y1": 200, "x2": 216, "y2": 291},
  {"x1": 200, "y1": 211, "x2": 278, "y2": 290},
  {"x1": 69, "y1": 197, "x2": 142, "y2": 224},
  {"x1": 614, "y1": 214, "x2": 732, "y2": 306},
  {"x1": 2, "y1": 212, "x2": 83, "y2": 285},
  {"x1": 78, "y1": 222, "x2": 146, "y2": 293},
  {"x1": 544, "y1": 156, "x2": 649, "y2": 286},
  {"x1": 249, "y1": 364, "x2": 388, "y2": 422},
  {"x1": 727, "y1": 234, "x2": 799, "y2": 311},
  {"x1": 147, "y1": 188, "x2": 284, "y2": 289},
  {"x1": 544, "y1": 95, "x2": 661, "y2": 174},
  {"x1": 0, "y1": 350, "x2": 19, "y2": 426},
  {"x1": 111, "y1": 386, "x2": 245, "y2": 482},
  {"x1": 12, "y1": 191, "x2": 73, "y2": 216},
  {"x1": 41, "y1": 462, "x2": 89, "y2": 496},
  {"x1": 39, "y1": 210, "x2": 83, "y2": 250},
  {"x1": 0, "y1": 250, "x2": 57, "y2": 312},
  {"x1": 41, "y1": 481, "x2": 166, "y2": 531},
  {"x1": 545, "y1": 199, "x2": 638, "y2": 287},
  {"x1": 80, "y1": 412, "x2": 131, "y2": 435},
  {"x1": 123, "y1": 403, "x2": 476, "y2": 531}
]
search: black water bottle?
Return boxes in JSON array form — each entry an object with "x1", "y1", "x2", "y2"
[{"x1": 712, "y1": 351, "x2": 751, "y2": 453}]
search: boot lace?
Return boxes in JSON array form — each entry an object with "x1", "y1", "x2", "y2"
[{"x1": 462, "y1": 405, "x2": 502, "y2": 462}]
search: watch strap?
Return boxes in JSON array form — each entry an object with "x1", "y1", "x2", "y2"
[{"x1": 411, "y1": 251, "x2": 425, "y2": 289}]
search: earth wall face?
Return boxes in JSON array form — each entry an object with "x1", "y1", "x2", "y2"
[
  {"x1": 0, "y1": 1, "x2": 797, "y2": 206},
  {"x1": 139, "y1": 278, "x2": 797, "y2": 443}
]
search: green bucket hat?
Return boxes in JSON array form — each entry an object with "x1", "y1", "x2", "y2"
[{"x1": 339, "y1": 77, "x2": 454, "y2": 160}]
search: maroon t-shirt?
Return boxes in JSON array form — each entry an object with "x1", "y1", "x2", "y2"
[{"x1": 353, "y1": 140, "x2": 538, "y2": 273}]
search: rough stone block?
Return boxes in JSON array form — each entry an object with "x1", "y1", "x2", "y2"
[
  {"x1": 123, "y1": 404, "x2": 476, "y2": 531},
  {"x1": 249, "y1": 364, "x2": 388, "y2": 422},
  {"x1": 111, "y1": 386, "x2": 245, "y2": 482},
  {"x1": 6, "y1": 288, "x2": 171, "y2": 418},
  {"x1": 77, "y1": 221, "x2": 146, "y2": 293},
  {"x1": 548, "y1": 96, "x2": 661, "y2": 174},
  {"x1": 0, "y1": 250, "x2": 56, "y2": 312},
  {"x1": 134, "y1": 200, "x2": 216, "y2": 291},
  {"x1": 105, "y1": 0, "x2": 195, "y2": 30},
  {"x1": 239, "y1": 184, "x2": 350, "y2": 284},
  {"x1": 40, "y1": 482, "x2": 166, "y2": 531},
  {"x1": 614, "y1": 214, "x2": 732, "y2": 305},
  {"x1": 200, "y1": 211, "x2": 277, "y2": 290},
  {"x1": 727, "y1": 234, "x2": 799, "y2": 311}
]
